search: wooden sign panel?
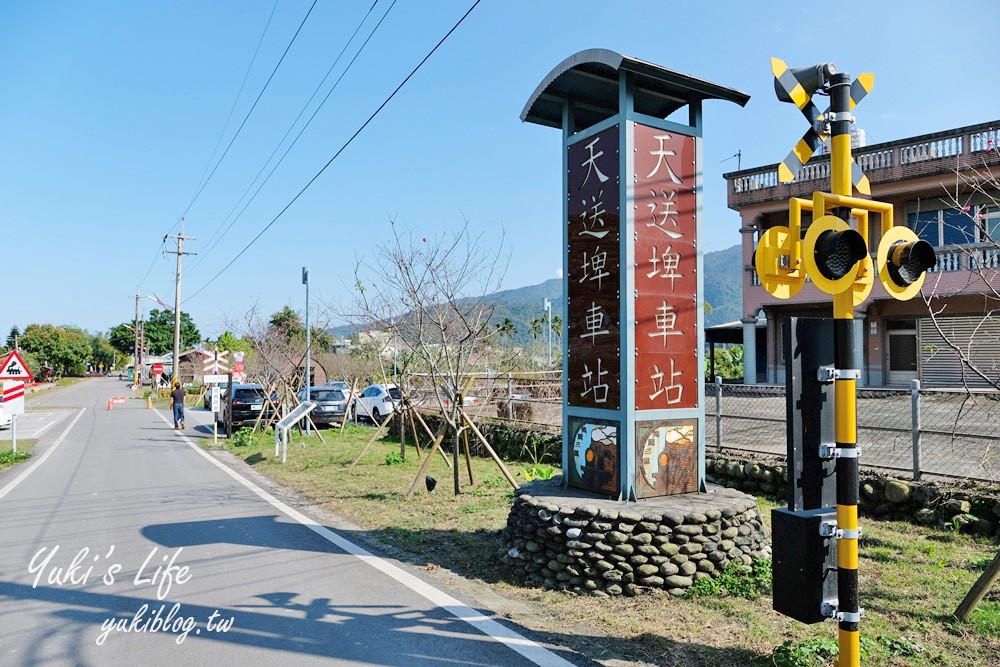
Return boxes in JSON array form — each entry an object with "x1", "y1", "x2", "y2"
[
  {"x1": 567, "y1": 125, "x2": 621, "y2": 410},
  {"x1": 633, "y1": 124, "x2": 699, "y2": 411}
]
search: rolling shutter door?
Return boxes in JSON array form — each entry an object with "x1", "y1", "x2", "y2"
[{"x1": 918, "y1": 315, "x2": 1000, "y2": 388}]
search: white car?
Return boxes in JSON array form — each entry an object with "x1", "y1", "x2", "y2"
[
  {"x1": 0, "y1": 410, "x2": 10, "y2": 428},
  {"x1": 355, "y1": 384, "x2": 402, "y2": 423}
]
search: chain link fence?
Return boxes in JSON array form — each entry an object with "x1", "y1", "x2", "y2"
[
  {"x1": 405, "y1": 372, "x2": 1000, "y2": 483},
  {"x1": 706, "y1": 380, "x2": 1000, "y2": 483}
]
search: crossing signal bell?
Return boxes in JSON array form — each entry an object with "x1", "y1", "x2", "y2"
[{"x1": 774, "y1": 62, "x2": 836, "y2": 104}]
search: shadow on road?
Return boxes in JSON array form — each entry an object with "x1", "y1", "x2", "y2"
[{"x1": 135, "y1": 516, "x2": 771, "y2": 666}]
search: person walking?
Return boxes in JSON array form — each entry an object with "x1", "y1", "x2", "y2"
[{"x1": 170, "y1": 382, "x2": 186, "y2": 430}]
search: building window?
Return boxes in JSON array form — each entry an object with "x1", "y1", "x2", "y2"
[
  {"x1": 978, "y1": 206, "x2": 1000, "y2": 242},
  {"x1": 908, "y1": 208, "x2": 977, "y2": 247}
]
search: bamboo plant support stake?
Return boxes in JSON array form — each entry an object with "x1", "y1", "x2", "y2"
[
  {"x1": 406, "y1": 434, "x2": 446, "y2": 498},
  {"x1": 410, "y1": 406, "x2": 452, "y2": 469},
  {"x1": 955, "y1": 551, "x2": 1000, "y2": 621},
  {"x1": 407, "y1": 401, "x2": 422, "y2": 456},
  {"x1": 462, "y1": 418, "x2": 474, "y2": 486},
  {"x1": 461, "y1": 411, "x2": 518, "y2": 489}
]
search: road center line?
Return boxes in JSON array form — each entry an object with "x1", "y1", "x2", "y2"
[
  {"x1": 0, "y1": 408, "x2": 86, "y2": 502},
  {"x1": 154, "y1": 410, "x2": 578, "y2": 667}
]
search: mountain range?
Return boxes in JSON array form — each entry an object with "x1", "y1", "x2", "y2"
[{"x1": 332, "y1": 244, "x2": 743, "y2": 343}]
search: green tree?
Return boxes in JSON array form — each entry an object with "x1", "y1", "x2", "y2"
[
  {"x1": 215, "y1": 331, "x2": 253, "y2": 354},
  {"x1": 91, "y1": 332, "x2": 117, "y2": 371},
  {"x1": 108, "y1": 323, "x2": 136, "y2": 356},
  {"x1": 6, "y1": 325, "x2": 20, "y2": 350},
  {"x1": 142, "y1": 310, "x2": 200, "y2": 356},
  {"x1": 19, "y1": 324, "x2": 91, "y2": 376},
  {"x1": 495, "y1": 318, "x2": 516, "y2": 346},
  {"x1": 265, "y1": 307, "x2": 334, "y2": 352},
  {"x1": 268, "y1": 306, "x2": 305, "y2": 343}
]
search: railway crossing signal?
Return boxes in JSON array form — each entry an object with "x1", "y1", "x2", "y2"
[
  {"x1": 771, "y1": 57, "x2": 874, "y2": 194},
  {"x1": 764, "y1": 58, "x2": 935, "y2": 667}
]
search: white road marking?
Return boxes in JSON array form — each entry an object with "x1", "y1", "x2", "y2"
[
  {"x1": 0, "y1": 408, "x2": 86, "y2": 501},
  {"x1": 154, "y1": 410, "x2": 578, "y2": 667},
  {"x1": 28, "y1": 419, "x2": 57, "y2": 439}
]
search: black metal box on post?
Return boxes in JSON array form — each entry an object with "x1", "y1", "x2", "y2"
[
  {"x1": 783, "y1": 317, "x2": 836, "y2": 510},
  {"x1": 771, "y1": 507, "x2": 838, "y2": 624}
]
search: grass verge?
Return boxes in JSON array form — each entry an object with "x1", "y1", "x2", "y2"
[
  {"x1": 216, "y1": 424, "x2": 1000, "y2": 667},
  {"x1": 0, "y1": 442, "x2": 35, "y2": 470}
]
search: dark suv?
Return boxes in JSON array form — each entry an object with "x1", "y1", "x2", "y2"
[{"x1": 219, "y1": 383, "x2": 278, "y2": 427}]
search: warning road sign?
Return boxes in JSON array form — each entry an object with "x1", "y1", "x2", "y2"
[
  {"x1": 0, "y1": 351, "x2": 33, "y2": 382},
  {"x1": 2, "y1": 381, "x2": 25, "y2": 415}
]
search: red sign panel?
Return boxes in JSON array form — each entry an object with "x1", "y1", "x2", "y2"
[
  {"x1": 633, "y1": 124, "x2": 699, "y2": 410},
  {"x1": 151, "y1": 364, "x2": 164, "y2": 375},
  {"x1": 566, "y1": 125, "x2": 621, "y2": 410}
]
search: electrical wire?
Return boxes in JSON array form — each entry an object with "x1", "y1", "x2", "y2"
[
  {"x1": 183, "y1": 0, "x2": 481, "y2": 305},
  {"x1": 190, "y1": 0, "x2": 386, "y2": 272},
  {"x1": 179, "y1": 0, "x2": 319, "y2": 221},
  {"x1": 183, "y1": 0, "x2": 280, "y2": 230},
  {"x1": 136, "y1": 237, "x2": 168, "y2": 290}
]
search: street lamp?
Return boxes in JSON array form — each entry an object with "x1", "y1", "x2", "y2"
[
  {"x1": 303, "y1": 267, "x2": 310, "y2": 436},
  {"x1": 543, "y1": 298, "x2": 552, "y2": 370}
]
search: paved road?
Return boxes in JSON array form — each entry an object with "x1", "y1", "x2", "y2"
[{"x1": 0, "y1": 378, "x2": 583, "y2": 667}]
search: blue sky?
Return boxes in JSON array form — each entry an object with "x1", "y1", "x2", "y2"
[{"x1": 2, "y1": 0, "x2": 995, "y2": 341}]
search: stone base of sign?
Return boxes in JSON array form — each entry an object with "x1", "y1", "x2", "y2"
[{"x1": 501, "y1": 477, "x2": 770, "y2": 596}]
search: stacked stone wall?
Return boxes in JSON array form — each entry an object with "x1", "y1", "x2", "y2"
[
  {"x1": 502, "y1": 486, "x2": 770, "y2": 596},
  {"x1": 706, "y1": 454, "x2": 1000, "y2": 538}
]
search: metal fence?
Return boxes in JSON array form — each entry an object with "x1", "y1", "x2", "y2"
[
  {"x1": 406, "y1": 372, "x2": 1000, "y2": 483},
  {"x1": 706, "y1": 379, "x2": 1000, "y2": 484},
  {"x1": 406, "y1": 371, "x2": 562, "y2": 425}
]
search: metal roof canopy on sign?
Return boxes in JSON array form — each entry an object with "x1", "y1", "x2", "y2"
[{"x1": 521, "y1": 48, "x2": 749, "y2": 133}]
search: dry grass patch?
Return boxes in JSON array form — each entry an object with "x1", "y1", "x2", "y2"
[{"x1": 216, "y1": 425, "x2": 1000, "y2": 667}]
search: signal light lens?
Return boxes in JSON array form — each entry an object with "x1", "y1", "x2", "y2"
[
  {"x1": 887, "y1": 240, "x2": 935, "y2": 286},
  {"x1": 877, "y1": 226, "x2": 936, "y2": 300},
  {"x1": 814, "y1": 229, "x2": 867, "y2": 280},
  {"x1": 803, "y1": 216, "x2": 869, "y2": 295}
]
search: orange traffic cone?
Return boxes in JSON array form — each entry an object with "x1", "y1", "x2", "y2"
[
  {"x1": 107, "y1": 399, "x2": 113, "y2": 411},
  {"x1": 147, "y1": 396, "x2": 152, "y2": 409}
]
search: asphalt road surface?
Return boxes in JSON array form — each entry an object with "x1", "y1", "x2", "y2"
[{"x1": 0, "y1": 378, "x2": 585, "y2": 667}]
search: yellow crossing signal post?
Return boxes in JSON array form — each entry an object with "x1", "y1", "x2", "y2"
[{"x1": 761, "y1": 59, "x2": 934, "y2": 667}]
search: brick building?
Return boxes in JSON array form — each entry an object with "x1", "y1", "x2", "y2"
[{"x1": 724, "y1": 120, "x2": 1000, "y2": 388}]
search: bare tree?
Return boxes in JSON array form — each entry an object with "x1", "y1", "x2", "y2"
[
  {"x1": 922, "y1": 149, "x2": 1000, "y2": 390},
  {"x1": 352, "y1": 217, "x2": 513, "y2": 492}
]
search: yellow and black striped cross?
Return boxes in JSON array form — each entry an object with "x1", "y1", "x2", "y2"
[{"x1": 771, "y1": 58, "x2": 874, "y2": 194}]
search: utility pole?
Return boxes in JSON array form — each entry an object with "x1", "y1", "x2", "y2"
[
  {"x1": 543, "y1": 298, "x2": 553, "y2": 370},
  {"x1": 164, "y1": 223, "x2": 196, "y2": 384},
  {"x1": 134, "y1": 291, "x2": 141, "y2": 387},
  {"x1": 302, "y1": 266, "x2": 310, "y2": 436}
]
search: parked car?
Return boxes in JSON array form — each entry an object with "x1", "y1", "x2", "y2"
[
  {"x1": 354, "y1": 383, "x2": 402, "y2": 423},
  {"x1": 203, "y1": 382, "x2": 229, "y2": 409},
  {"x1": 323, "y1": 381, "x2": 357, "y2": 395},
  {"x1": 296, "y1": 386, "x2": 348, "y2": 426},
  {"x1": 219, "y1": 383, "x2": 278, "y2": 427}
]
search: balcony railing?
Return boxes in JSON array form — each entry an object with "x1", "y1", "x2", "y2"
[
  {"x1": 928, "y1": 250, "x2": 963, "y2": 273},
  {"x1": 727, "y1": 121, "x2": 1000, "y2": 206}
]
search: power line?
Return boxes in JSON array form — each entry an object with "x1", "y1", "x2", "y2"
[
  {"x1": 179, "y1": 0, "x2": 319, "y2": 220},
  {"x1": 191, "y1": 0, "x2": 387, "y2": 272},
  {"x1": 184, "y1": 0, "x2": 481, "y2": 305},
  {"x1": 136, "y1": 236, "x2": 168, "y2": 289},
  {"x1": 185, "y1": 0, "x2": 280, "y2": 226}
]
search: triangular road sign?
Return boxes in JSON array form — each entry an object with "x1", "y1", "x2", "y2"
[{"x1": 0, "y1": 350, "x2": 34, "y2": 382}]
